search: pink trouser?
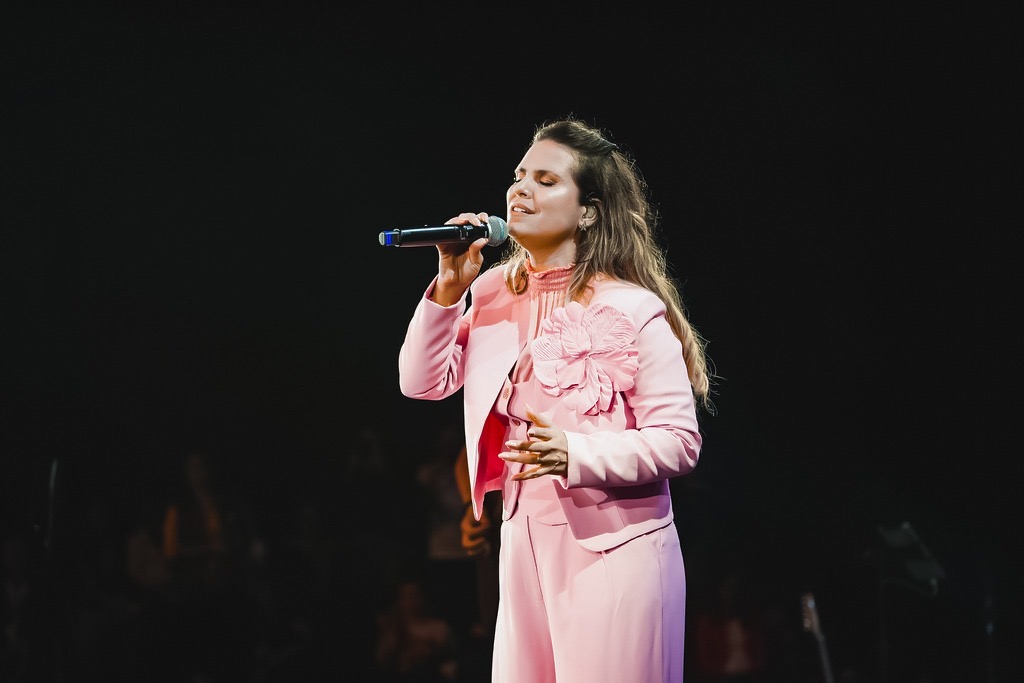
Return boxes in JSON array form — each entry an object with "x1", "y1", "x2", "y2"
[{"x1": 492, "y1": 514, "x2": 686, "y2": 683}]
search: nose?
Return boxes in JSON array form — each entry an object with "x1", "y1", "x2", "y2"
[{"x1": 507, "y1": 184, "x2": 527, "y2": 204}]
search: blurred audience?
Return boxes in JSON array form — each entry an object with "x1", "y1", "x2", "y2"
[
  {"x1": 252, "y1": 499, "x2": 349, "y2": 683},
  {"x1": 4, "y1": 433, "x2": 921, "y2": 682},
  {"x1": 162, "y1": 451, "x2": 233, "y2": 590},
  {"x1": 156, "y1": 448, "x2": 262, "y2": 682},
  {"x1": 373, "y1": 575, "x2": 459, "y2": 683},
  {"x1": 415, "y1": 425, "x2": 480, "y2": 641},
  {"x1": 692, "y1": 570, "x2": 768, "y2": 683},
  {"x1": 1, "y1": 530, "x2": 49, "y2": 682},
  {"x1": 453, "y1": 443, "x2": 502, "y2": 683}
]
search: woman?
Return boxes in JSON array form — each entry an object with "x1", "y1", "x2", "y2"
[{"x1": 398, "y1": 117, "x2": 712, "y2": 682}]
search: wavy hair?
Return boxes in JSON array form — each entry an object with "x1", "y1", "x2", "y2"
[{"x1": 499, "y1": 117, "x2": 713, "y2": 412}]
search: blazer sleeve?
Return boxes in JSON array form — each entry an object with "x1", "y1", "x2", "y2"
[
  {"x1": 562, "y1": 287, "x2": 702, "y2": 488},
  {"x1": 398, "y1": 276, "x2": 470, "y2": 401}
]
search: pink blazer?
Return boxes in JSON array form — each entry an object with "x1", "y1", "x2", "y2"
[{"x1": 399, "y1": 266, "x2": 702, "y2": 551}]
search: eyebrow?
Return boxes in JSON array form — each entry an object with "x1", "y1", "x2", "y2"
[{"x1": 515, "y1": 167, "x2": 562, "y2": 178}]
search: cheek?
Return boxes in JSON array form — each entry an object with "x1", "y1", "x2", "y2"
[{"x1": 546, "y1": 186, "x2": 581, "y2": 215}]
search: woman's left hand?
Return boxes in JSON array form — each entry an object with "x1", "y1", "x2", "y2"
[{"x1": 500, "y1": 405, "x2": 568, "y2": 480}]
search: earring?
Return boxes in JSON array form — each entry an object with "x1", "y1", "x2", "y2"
[{"x1": 580, "y1": 205, "x2": 595, "y2": 231}]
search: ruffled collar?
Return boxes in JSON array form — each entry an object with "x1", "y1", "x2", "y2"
[{"x1": 526, "y1": 261, "x2": 574, "y2": 294}]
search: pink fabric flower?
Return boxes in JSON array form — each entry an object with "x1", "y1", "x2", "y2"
[{"x1": 532, "y1": 302, "x2": 639, "y2": 415}]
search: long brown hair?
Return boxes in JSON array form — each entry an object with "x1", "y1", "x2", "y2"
[{"x1": 500, "y1": 117, "x2": 713, "y2": 412}]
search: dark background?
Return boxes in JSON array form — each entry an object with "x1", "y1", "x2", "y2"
[{"x1": 3, "y1": 2, "x2": 1016, "y2": 682}]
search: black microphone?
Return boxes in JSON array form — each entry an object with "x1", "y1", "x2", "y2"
[{"x1": 378, "y1": 216, "x2": 508, "y2": 248}]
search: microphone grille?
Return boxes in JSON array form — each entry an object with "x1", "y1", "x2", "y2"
[{"x1": 486, "y1": 216, "x2": 509, "y2": 247}]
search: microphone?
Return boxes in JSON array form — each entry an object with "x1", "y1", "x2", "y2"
[{"x1": 379, "y1": 216, "x2": 508, "y2": 248}]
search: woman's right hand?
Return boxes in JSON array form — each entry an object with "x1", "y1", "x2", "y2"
[{"x1": 432, "y1": 212, "x2": 492, "y2": 307}]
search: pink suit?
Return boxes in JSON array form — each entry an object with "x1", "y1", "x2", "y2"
[{"x1": 399, "y1": 264, "x2": 702, "y2": 682}]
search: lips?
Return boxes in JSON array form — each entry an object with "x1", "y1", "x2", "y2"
[{"x1": 510, "y1": 204, "x2": 533, "y2": 215}]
